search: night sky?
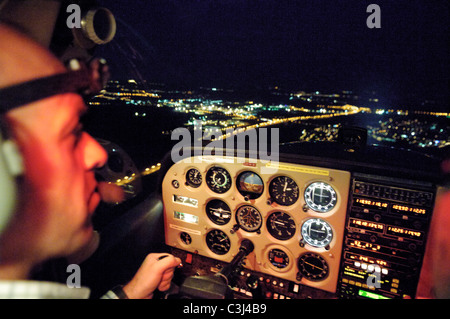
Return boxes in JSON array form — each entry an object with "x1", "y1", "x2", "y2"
[{"x1": 97, "y1": 0, "x2": 449, "y2": 106}]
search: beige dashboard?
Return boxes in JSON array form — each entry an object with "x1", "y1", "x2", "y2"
[{"x1": 162, "y1": 156, "x2": 351, "y2": 293}]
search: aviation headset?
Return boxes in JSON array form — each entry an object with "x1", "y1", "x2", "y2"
[{"x1": 0, "y1": 130, "x2": 21, "y2": 235}]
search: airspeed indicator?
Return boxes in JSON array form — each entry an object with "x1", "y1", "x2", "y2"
[{"x1": 206, "y1": 166, "x2": 232, "y2": 194}]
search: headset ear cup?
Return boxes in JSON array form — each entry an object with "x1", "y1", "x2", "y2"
[{"x1": 0, "y1": 132, "x2": 23, "y2": 236}]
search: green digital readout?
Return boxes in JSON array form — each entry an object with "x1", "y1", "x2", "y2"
[{"x1": 358, "y1": 290, "x2": 391, "y2": 299}]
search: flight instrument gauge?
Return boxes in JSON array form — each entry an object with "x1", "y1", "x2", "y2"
[
  {"x1": 268, "y1": 248, "x2": 290, "y2": 270},
  {"x1": 206, "y1": 199, "x2": 232, "y2": 225},
  {"x1": 304, "y1": 182, "x2": 337, "y2": 212},
  {"x1": 206, "y1": 166, "x2": 232, "y2": 194},
  {"x1": 269, "y1": 176, "x2": 299, "y2": 206},
  {"x1": 186, "y1": 168, "x2": 202, "y2": 188},
  {"x1": 267, "y1": 211, "x2": 296, "y2": 240},
  {"x1": 180, "y1": 232, "x2": 192, "y2": 245},
  {"x1": 298, "y1": 253, "x2": 329, "y2": 281},
  {"x1": 206, "y1": 229, "x2": 231, "y2": 255},
  {"x1": 236, "y1": 205, "x2": 263, "y2": 232},
  {"x1": 301, "y1": 218, "x2": 333, "y2": 248},
  {"x1": 237, "y1": 171, "x2": 264, "y2": 199}
]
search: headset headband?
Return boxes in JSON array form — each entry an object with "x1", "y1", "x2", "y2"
[{"x1": 0, "y1": 58, "x2": 108, "y2": 113}]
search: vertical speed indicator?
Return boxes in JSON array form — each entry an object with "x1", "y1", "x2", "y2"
[{"x1": 267, "y1": 212, "x2": 296, "y2": 240}]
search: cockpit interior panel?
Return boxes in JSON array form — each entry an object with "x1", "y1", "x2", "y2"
[
  {"x1": 162, "y1": 156, "x2": 351, "y2": 295},
  {"x1": 160, "y1": 149, "x2": 440, "y2": 299}
]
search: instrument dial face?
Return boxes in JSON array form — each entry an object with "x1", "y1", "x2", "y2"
[
  {"x1": 206, "y1": 166, "x2": 232, "y2": 194},
  {"x1": 180, "y1": 232, "x2": 192, "y2": 245},
  {"x1": 269, "y1": 176, "x2": 300, "y2": 206},
  {"x1": 206, "y1": 199, "x2": 232, "y2": 225},
  {"x1": 206, "y1": 229, "x2": 231, "y2": 255},
  {"x1": 304, "y1": 182, "x2": 337, "y2": 212},
  {"x1": 298, "y1": 253, "x2": 329, "y2": 281},
  {"x1": 236, "y1": 205, "x2": 263, "y2": 232},
  {"x1": 186, "y1": 168, "x2": 202, "y2": 188},
  {"x1": 267, "y1": 212, "x2": 296, "y2": 240},
  {"x1": 268, "y1": 248, "x2": 290, "y2": 269},
  {"x1": 237, "y1": 171, "x2": 264, "y2": 199},
  {"x1": 301, "y1": 218, "x2": 333, "y2": 248}
]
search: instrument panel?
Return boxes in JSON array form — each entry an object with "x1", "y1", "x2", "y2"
[
  {"x1": 162, "y1": 156, "x2": 351, "y2": 294},
  {"x1": 338, "y1": 175, "x2": 436, "y2": 299}
]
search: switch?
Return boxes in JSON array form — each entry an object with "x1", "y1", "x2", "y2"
[{"x1": 185, "y1": 253, "x2": 193, "y2": 264}]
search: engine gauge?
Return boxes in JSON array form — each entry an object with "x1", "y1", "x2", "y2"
[
  {"x1": 206, "y1": 229, "x2": 231, "y2": 255},
  {"x1": 269, "y1": 176, "x2": 299, "y2": 206},
  {"x1": 267, "y1": 211, "x2": 296, "y2": 240},
  {"x1": 237, "y1": 171, "x2": 264, "y2": 199},
  {"x1": 268, "y1": 248, "x2": 290, "y2": 270},
  {"x1": 180, "y1": 232, "x2": 192, "y2": 245},
  {"x1": 206, "y1": 166, "x2": 232, "y2": 194},
  {"x1": 206, "y1": 199, "x2": 232, "y2": 225},
  {"x1": 186, "y1": 168, "x2": 202, "y2": 188},
  {"x1": 236, "y1": 205, "x2": 262, "y2": 232},
  {"x1": 298, "y1": 253, "x2": 329, "y2": 281},
  {"x1": 304, "y1": 182, "x2": 337, "y2": 212},
  {"x1": 301, "y1": 218, "x2": 333, "y2": 248}
]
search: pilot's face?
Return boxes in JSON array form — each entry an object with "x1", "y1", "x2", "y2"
[{"x1": 4, "y1": 93, "x2": 107, "y2": 262}]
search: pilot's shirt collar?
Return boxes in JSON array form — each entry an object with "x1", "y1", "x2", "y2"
[{"x1": 0, "y1": 280, "x2": 90, "y2": 299}]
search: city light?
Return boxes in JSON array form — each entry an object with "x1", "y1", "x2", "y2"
[{"x1": 89, "y1": 80, "x2": 449, "y2": 168}]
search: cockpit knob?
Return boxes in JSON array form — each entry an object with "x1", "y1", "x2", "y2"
[
  {"x1": 230, "y1": 224, "x2": 240, "y2": 234},
  {"x1": 246, "y1": 275, "x2": 264, "y2": 299}
]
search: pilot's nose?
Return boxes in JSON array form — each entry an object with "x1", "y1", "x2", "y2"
[{"x1": 83, "y1": 133, "x2": 108, "y2": 170}]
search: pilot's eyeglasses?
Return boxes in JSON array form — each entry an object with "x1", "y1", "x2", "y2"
[{"x1": 0, "y1": 58, "x2": 109, "y2": 114}]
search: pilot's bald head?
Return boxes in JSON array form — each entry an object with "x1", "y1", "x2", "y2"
[{"x1": 0, "y1": 23, "x2": 65, "y2": 90}]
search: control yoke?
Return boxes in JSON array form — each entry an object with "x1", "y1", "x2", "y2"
[{"x1": 178, "y1": 239, "x2": 254, "y2": 299}]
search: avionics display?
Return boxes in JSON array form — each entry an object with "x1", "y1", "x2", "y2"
[
  {"x1": 391, "y1": 204, "x2": 427, "y2": 216},
  {"x1": 349, "y1": 218, "x2": 384, "y2": 232},
  {"x1": 353, "y1": 198, "x2": 388, "y2": 210},
  {"x1": 338, "y1": 177, "x2": 435, "y2": 299},
  {"x1": 386, "y1": 226, "x2": 423, "y2": 240}
]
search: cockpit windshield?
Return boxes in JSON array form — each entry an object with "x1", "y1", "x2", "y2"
[{"x1": 83, "y1": 0, "x2": 449, "y2": 175}]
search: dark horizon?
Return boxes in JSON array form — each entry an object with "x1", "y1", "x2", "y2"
[{"x1": 97, "y1": 0, "x2": 450, "y2": 109}]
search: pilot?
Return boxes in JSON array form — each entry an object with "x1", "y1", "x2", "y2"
[{"x1": 0, "y1": 23, "x2": 181, "y2": 299}]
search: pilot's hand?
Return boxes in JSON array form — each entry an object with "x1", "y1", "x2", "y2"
[{"x1": 123, "y1": 253, "x2": 181, "y2": 299}]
